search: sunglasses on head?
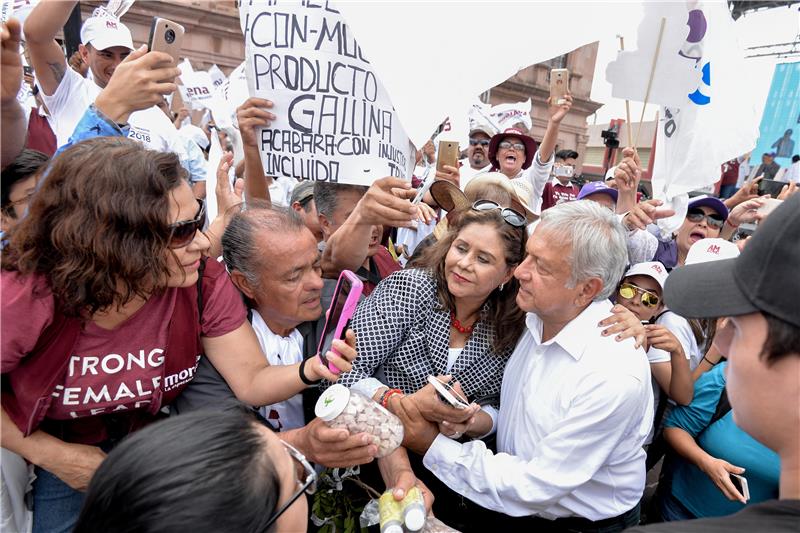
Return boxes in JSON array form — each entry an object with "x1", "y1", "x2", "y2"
[
  {"x1": 618, "y1": 282, "x2": 661, "y2": 308},
  {"x1": 168, "y1": 199, "x2": 205, "y2": 249},
  {"x1": 471, "y1": 200, "x2": 526, "y2": 228},
  {"x1": 469, "y1": 138, "x2": 490, "y2": 147},
  {"x1": 686, "y1": 207, "x2": 724, "y2": 229},
  {"x1": 498, "y1": 141, "x2": 526, "y2": 152}
]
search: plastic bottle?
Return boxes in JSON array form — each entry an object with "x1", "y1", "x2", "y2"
[
  {"x1": 315, "y1": 384, "x2": 404, "y2": 457},
  {"x1": 400, "y1": 486, "x2": 426, "y2": 532},
  {"x1": 379, "y1": 490, "x2": 404, "y2": 533}
]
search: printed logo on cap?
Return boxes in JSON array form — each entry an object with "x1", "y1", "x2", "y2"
[
  {"x1": 651, "y1": 264, "x2": 664, "y2": 274},
  {"x1": 106, "y1": 20, "x2": 118, "y2": 29},
  {"x1": 707, "y1": 244, "x2": 721, "y2": 255}
]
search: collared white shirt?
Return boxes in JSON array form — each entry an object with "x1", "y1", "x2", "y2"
[
  {"x1": 423, "y1": 299, "x2": 653, "y2": 520},
  {"x1": 515, "y1": 149, "x2": 555, "y2": 215},
  {"x1": 251, "y1": 310, "x2": 306, "y2": 431}
]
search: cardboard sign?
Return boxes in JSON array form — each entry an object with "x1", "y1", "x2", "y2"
[{"x1": 239, "y1": 0, "x2": 414, "y2": 185}]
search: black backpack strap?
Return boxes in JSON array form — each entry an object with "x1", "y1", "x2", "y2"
[
  {"x1": 708, "y1": 387, "x2": 731, "y2": 428},
  {"x1": 698, "y1": 386, "x2": 732, "y2": 441}
]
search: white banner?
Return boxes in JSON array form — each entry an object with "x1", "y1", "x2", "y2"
[
  {"x1": 336, "y1": 2, "x2": 630, "y2": 147},
  {"x1": 484, "y1": 99, "x2": 532, "y2": 132},
  {"x1": 239, "y1": 0, "x2": 414, "y2": 185},
  {"x1": 646, "y1": 1, "x2": 759, "y2": 235}
]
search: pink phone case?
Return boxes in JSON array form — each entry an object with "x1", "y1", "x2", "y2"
[{"x1": 317, "y1": 270, "x2": 363, "y2": 374}]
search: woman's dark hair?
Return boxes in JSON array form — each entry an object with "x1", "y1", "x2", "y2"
[
  {"x1": 415, "y1": 208, "x2": 527, "y2": 354},
  {"x1": 1, "y1": 137, "x2": 188, "y2": 317},
  {"x1": 74, "y1": 406, "x2": 281, "y2": 533}
]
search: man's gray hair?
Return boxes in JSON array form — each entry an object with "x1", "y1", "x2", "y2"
[
  {"x1": 221, "y1": 202, "x2": 306, "y2": 288},
  {"x1": 536, "y1": 200, "x2": 629, "y2": 301}
]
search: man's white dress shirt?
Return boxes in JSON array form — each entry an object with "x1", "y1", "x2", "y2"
[{"x1": 423, "y1": 299, "x2": 653, "y2": 520}]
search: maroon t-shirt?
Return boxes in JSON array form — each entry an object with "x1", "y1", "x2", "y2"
[
  {"x1": 541, "y1": 180, "x2": 579, "y2": 211},
  {"x1": 25, "y1": 108, "x2": 57, "y2": 156},
  {"x1": 1, "y1": 268, "x2": 246, "y2": 420}
]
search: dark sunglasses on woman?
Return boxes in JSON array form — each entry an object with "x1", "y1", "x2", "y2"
[
  {"x1": 168, "y1": 199, "x2": 206, "y2": 248},
  {"x1": 686, "y1": 207, "x2": 724, "y2": 229},
  {"x1": 471, "y1": 199, "x2": 526, "y2": 228}
]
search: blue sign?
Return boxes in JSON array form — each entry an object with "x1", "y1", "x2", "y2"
[{"x1": 752, "y1": 62, "x2": 800, "y2": 166}]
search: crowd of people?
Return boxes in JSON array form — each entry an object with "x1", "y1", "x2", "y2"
[{"x1": 1, "y1": 3, "x2": 799, "y2": 533}]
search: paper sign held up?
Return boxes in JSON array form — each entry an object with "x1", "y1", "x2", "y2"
[{"x1": 238, "y1": 0, "x2": 414, "y2": 186}]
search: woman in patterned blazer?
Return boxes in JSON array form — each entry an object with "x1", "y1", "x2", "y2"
[{"x1": 339, "y1": 203, "x2": 527, "y2": 440}]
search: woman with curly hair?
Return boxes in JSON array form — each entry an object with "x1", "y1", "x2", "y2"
[{"x1": 0, "y1": 136, "x2": 353, "y2": 532}]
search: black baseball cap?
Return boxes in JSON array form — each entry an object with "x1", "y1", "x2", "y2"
[{"x1": 664, "y1": 193, "x2": 800, "y2": 327}]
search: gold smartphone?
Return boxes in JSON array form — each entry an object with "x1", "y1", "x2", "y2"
[
  {"x1": 436, "y1": 140, "x2": 460, "y2": 173},
  {"x1": 550, "y1": 68, "x2": 570, "y2": 105},
  {"x1": 147, "y1": 17, "x2": 185, "y2": 64}
]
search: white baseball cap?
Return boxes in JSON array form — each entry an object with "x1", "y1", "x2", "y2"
[
  {"x1": 623, "y1": 261, "x2": 669, "y2": 290},
  {"x1": 80, "y1": 16, "x2": 134, "y2": 51},
  {"x1": 685, "y1": 238, "x2": 740, "y2": 265}
]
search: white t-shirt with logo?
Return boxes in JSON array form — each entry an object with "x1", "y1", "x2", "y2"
[
  {"x1": 250, "y1": 310, "x2": 306, "y2": 432},
  {"x1": 40, "y1": 67, "x2": 188, "y2": 162}
]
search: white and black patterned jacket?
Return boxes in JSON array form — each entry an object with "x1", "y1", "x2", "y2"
[{"x1": 337, "y1": 268, "x2": 512, "y2": 406}]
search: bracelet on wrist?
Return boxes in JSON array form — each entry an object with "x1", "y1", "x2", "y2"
[
  {"x1": 298, "y1": 357, "x2": 321, "y2": 386},
  {"x1": 380, "y1": 388, "x2": 403, "y2": 409},
  {"x1": 702, "y1": 355, "x2": 719, "y2": 366}
]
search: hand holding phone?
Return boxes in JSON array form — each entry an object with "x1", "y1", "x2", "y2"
[
  {"x1": 729, "y1": 473, "x2": 750, "y2": 502},
  {"x1": 550, "y1": 68, "x2": 570, "y2": 105},
  {"x1": 427, "y1": 376, "x2": 470, "y2": 410},
  {"x1": 317, "y1": 271, "x2": 363, "y2": 374},
  {"x1": 147, "y1": 17, "x2": 184, "y2": 64}
]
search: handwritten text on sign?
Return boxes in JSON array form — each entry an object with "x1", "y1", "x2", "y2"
[{"x1": 239, "y1": 0, "x2": 413, "y2": 185}]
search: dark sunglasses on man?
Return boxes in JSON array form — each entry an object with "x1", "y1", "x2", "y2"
[
  {"x1": 167, "y1": 198, "x2": 206, "y2": 249},
  {"x1": 686, "y1": 207, "x2": 724, "y2": 229},
  {"x1": 472, "y1": 199, "x2": 526, "y2": 228},
  {"x1": 469, "y1": 138, "x2": 490, "y2": 147}
]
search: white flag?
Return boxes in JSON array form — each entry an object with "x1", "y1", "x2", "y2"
[
  {"x1": 647, "y1": 1, "x2": 759, "y2": 235},
  {"x1": 605, "y1": 2, "x2": 702, "y2": 108},
  {"x1": 208, "y1": 64, "x2": 226, "y2": 88}
]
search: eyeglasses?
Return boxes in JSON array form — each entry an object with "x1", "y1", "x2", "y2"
[
  {"x1": 471, "y1": 200, "x2": 526, "y2": 227},
  {"x1": 686, "y1": 207, "x2": 724, "y2": 229},
  {"x1": 618, "y1": 282, "x2": 661, "y2": 308},
  {"x1": 498, "y1": 141, "x2": 526, "y2": 152},
  {"x1": 469, "y1": 138, "x2": 490, "y2": 147},
  {"x1": 168, "y1": 199, "x2": 206, "y2": 248},
  {"x1": 263, "y1": 440, "x2": 317, "y2": 530}
]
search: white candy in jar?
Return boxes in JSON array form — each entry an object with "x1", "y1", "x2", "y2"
[{"x1": 315, "y1": 384, "x2": 404, "y2": 457}]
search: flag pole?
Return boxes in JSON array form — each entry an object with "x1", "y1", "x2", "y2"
[
  {"x1": 634, "y1": 17, "x2": 666, "y2": 149},
  {"x1": 617, "y1": 34, "x2": 634, "y2": 148}
]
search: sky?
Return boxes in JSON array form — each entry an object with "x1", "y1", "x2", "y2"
[{"x1": 590, "y1": 2, "x2": 800, "y2": 125}]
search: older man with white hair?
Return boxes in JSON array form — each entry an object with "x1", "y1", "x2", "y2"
[{"x1": 420, "y1": 200, "x2": 653, "y2": 532}]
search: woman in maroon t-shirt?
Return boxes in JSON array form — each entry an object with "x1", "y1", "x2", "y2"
[{"x1": 1, "y1": 137, "x2": 354, "y2": 531}]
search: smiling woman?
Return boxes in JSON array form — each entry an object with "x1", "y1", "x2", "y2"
[{"x1": 329, "y1": 206, "x2": 526, "y2": 528}]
